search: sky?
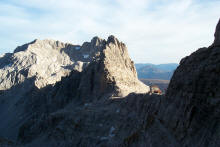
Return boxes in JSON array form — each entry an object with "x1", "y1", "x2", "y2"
[{"x1": 0, "y1": 0, "x2": 219, "y2": 64}]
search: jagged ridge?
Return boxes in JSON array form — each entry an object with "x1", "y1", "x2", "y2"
[{"x1": 0, "y1": 35, "x2": 149, "y2": 142}]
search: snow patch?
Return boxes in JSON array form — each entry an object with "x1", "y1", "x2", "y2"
[
  {"x1": 75, "y1": 46, "x2": 80, "y2": 50},
  {"x1": 83, "y1": 54, "x2": 89, "y2": 58},
  {"x1": 109, "y1": 134, "x2": 115, "y2": 138},
  {"x1": 84, "y1": 103, "x2": 91, "y2": 107},
  {"x1": 109, "y1": 126, "x2": 115, "y2": 138},
  {"x1": 110, "y1": 126, "x2": 115, "y2": 134},
  {"x1": 100, "y1": 137, "x2": 108, "y2": 141}
]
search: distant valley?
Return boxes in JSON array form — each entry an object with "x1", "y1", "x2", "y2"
[
  {"x1": 135, "y1": 63, "x2": 178, "y2": 92},
  {"x1": 135, "y1": 63, "x2": 178, "y2": 80}
]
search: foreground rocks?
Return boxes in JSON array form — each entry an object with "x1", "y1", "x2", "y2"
[
  {"x1": 158, "y1": 19, "x2": 220, "y2": 147},
  {"x1": 0, "y1": 19, "x2": 220, "y2": 147}
]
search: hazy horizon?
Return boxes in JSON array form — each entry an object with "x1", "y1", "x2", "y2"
[{"x1": 0, "y1": 0, "x2": 219, "y2": 64}]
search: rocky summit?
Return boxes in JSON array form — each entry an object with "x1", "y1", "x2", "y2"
[
  {"x1": 0, "y1": 19, "x2": 220, "y2": 147},
  {"x1": 213, "y1": 18, "x2": 220, "y2": 47},
  {"x1": 0, "y1": 36, "x2": 149, "y2": 95},
  {"x1": 0, "y1": 35, "x2": 149, "y2": 145}
]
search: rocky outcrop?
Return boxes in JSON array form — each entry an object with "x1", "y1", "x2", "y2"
[
  {"x1": 0, "y1": 35, "x2": 149, "y2": 142},
  {"x1": 72, "y1": 35, "x2": 149, "y2": 99},
  {"x1": 0, "y1": 36, "x2": 149, "y2": 95},
  {"x1": 150, "y1": 85, "x2": 162, "y2": 95},
  {"x1": 157, "y1": 19, "x2": 220, "y2": 147},
  {"x1": 0, "y1": 38, "x2": 110, "y2": 90},
  {"x1": 213, "y1": 19, "x2": 220, "y2": 47},
  {"x1": 100, "y1": 35, "x2": 149, "y2": 96}
]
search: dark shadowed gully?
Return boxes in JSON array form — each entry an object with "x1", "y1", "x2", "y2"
[{"x1": 0, "y1": 19, "x2": 220, "y2": 147}]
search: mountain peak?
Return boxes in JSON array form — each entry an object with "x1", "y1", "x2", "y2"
[
  {"x1": 107, "y1": 35, "x2": 120, "y2": 45},
  {"x1": 0, "y1": 35, "x2": 150, "y2": 142},
  {"x1": 213, "y1": 18, "x2": 220, "y2": 47},
  {"x1": 14, "y1": 39, "x2": 70, "y2": 53},
  {"x1": 90, "y1": 36, "x2": 103, "y2": 46},
  {"x1": 0, "y1": 36, "x2": 149, "y2": 95}
]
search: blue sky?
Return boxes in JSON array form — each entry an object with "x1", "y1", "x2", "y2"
[{"x1": 0, "y1": 0, "x2": 219, "y2": 64}]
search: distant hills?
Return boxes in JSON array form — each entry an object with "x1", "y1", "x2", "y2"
[{"x1": 135, "y1": 63, "x2": 178, "y2": 80}]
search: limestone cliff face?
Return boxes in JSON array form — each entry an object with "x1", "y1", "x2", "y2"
[
  {"x1": 0, "y1": 39, "x2": 83, "y2": 90},
  {"x1": 96, "y1": 35, "x2": 149, "y2": 97},
  {"x1": 0, "y1": 36, "x2": 149, "y2": 95}
]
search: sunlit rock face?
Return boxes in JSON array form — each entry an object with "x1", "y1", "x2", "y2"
[
  {"x1": 99, "y1": 35, "x2": 150, "y2": 96},
  {"x1": 0, "y1": 38, "x2": 101, "y2": 90},
  {"x1": 0, "y1": 36, "x2": 149, "y2": 95},
  {"x1": 0, "y1": 35, "x2": 149, "y2": 142}
]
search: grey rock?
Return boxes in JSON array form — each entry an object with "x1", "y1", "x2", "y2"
[
  {"x1": 213, "y1": 19, "x2": 220, "y2": 47},
  {"x1": 159, "y1": 20, "x2": 220, "y2": 147},
  {"x1": 0, "y1": 36, "x2": 149, "y2": 95},
  {"x1": 0, "y1": 35, "x2": 149, "y2": 142},
  {"x1": 0, "y1": 39, "x2": 86, "y2": 90}
]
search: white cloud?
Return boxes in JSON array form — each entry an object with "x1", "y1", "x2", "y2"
[{"x1": 0, "y1": 0, "x2": 219, "y2": 64}]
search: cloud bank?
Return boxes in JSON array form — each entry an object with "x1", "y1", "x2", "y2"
[{"x1": 0, "y1": 0, "x2": 220, "y2": 64}]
